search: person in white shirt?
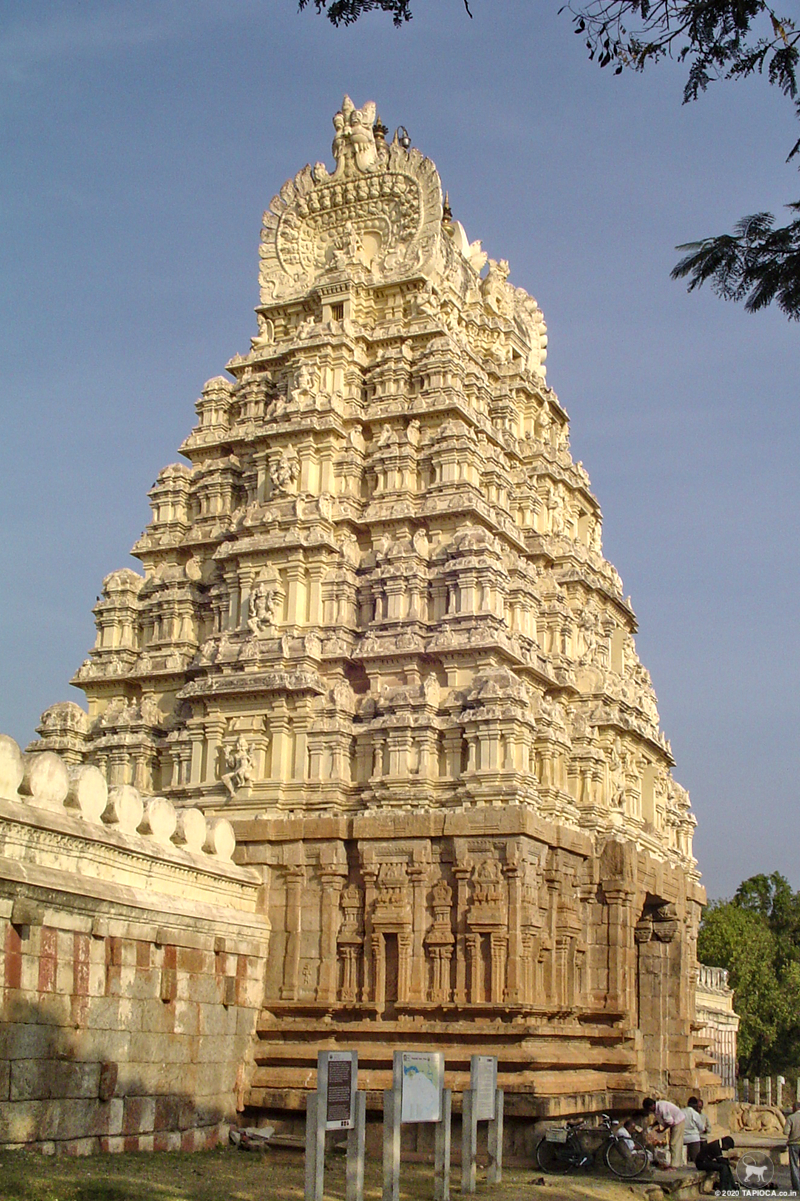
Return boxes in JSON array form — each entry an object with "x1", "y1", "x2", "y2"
[
  {"x1": 682, "y1": 1096, "x2": 710, "y2": 1164},
  {"x1": 643, "y1": 1097, "x2": 686, "y2": 1168},
  {"x1": 785, "y1": 1100, "x2": 800, "y2": 1194}
]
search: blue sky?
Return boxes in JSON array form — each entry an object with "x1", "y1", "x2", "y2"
[{"x1": 1, "y1": 0, "x2": 797, "y2": 899}]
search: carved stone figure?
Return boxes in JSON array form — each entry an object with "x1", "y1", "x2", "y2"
[
  {"x1": 332, "y1": 95, "x2": 379, "y2": 175},
  {"x1": 221, "y1": 735, "x2": 255, "y2": 798},
  {"x1": 247, "y1": 581, "x2": 279, "y2": 637},
  {"x1": 481, "y1": 258, "x2": 512, "y2": 316},
  {"x1": 270, "y1": 449, "x2": 300, "y2": 495}
]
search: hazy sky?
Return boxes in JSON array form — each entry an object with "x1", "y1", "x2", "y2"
[{"x1": 1, "y1": 0, "x2": 797, "y2": 900}]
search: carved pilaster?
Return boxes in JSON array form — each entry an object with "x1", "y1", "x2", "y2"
[{"x1": 280, "y1": 863, "x2": 305, "y2": 1001}]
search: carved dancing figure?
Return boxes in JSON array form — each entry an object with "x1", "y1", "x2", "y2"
[
  {"x1": 247, "y1": 580, "x2": 279, "y2": 636},
  {"x1": 221, "y1": 735, "x2": 254, "y2": 798},
  {"x1": 270, "y1": 449, "x2": 300, "y2": 495}
]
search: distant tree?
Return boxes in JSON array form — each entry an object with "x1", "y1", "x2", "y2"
[
  {"x1": 699, "y1": 872, "x2": 800, "y2": 1076},
  {"x1": 300, "y1": 0, "x2": 800, "y2": 318},
  {"x1": 297, "y1": 0, "x2": 470, "y2": 25}
]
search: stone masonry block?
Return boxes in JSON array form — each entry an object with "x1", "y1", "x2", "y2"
[
  {"x1": 173, "y1": 1001, "x2": 200, "y2": 1037},
  {"x1": 7, "y1": 1023, "x2": 56, "y2": 1060},
  {"x1": 236, "y1": 1006, "x2": 259, "y2": 1036},
  {"x1": 129, "y1": 968, "x2": 159, "y2": 1003},
  {"x1": 195, "y1": 1034, "x2": 236, "y2": 1064},
  {"x1": 50, "y1": 1060, "x2": 101, "y2": 1099},
  {"x1": 139, "y1": 1001, "x2": 176, "y2": 1035},
  {"x1": 122, "y1": 1095, "x2": 156, "y2": 1136},
  {"x1": 99, "y1": 1135, "x2": 125, "y2": 1154},
  {"x1": 176, "y1": 946, "x2": 209, "y2": 975},
  {"x1": 10, "y1": 1059, "x2": 50, "y2": 1101},
  {"x1": 85, "y1": 996, "x2": 123, "y2": 1031},
  {"x1": 62, "y1": 1136, "x2": 100, "y2": 1156},
  {"x1": 101, "y1": 1097, "x2": 123, "y2": 1137},
  {"x1": 20, "y1": 952, "x2": 42, "y2": 993},
  {"x1": 0, "y1": 1060, "x2": 9, "y2": 1100},
  {"x1": 176, "y1": 972, "x2": 219, "y2": 1005},
  {"x1": 68, "y1": 1027, "x2": 130, "y2": 1067},
  {"x1": 55, "y1": 958, "x2": 75, "y2": 995},
  {"x1": 0, "y1": 1100, "x2": 45, "y2": 1142},
  {"x1": 194, "y1": 1064, "x2": 235, "y2": 1098},
  {"x1": 127, "y1": 1031, "x2": 191, "y2": 1066},
  {"x1": 31, "y1": 991, "x2": 72, "y2": 1027},
  {"x1": 53, "y1": 1099, "x2": 104, "y2": 1142},
  {"x1": 197, "y1": 1002, "x2": 237, "y2": 1037},
  {"x1": 153, "y1": 1094, "x2": 185, "y2": 1132}
]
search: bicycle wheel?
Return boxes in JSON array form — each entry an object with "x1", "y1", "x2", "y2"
[
  {"x1": 536, "y1": 1136, "x2": 574, "y2": 1174},
  {"x1": 605, "y1": 1137, "x2": 649, "y2": 1178}
]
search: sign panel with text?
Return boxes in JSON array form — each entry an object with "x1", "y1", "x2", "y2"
[
  {"x1": 323, "y1": 1050, "x2": 357, "y2": 1131},
  {"x1": 471, "y1": 1055, "x2": 497, "y2": 1122},
  {"x1": 400, "y1": 1052, "x2": 443, "y2": 1124}
]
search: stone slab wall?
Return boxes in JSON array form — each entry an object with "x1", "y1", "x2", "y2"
[{"x1": 0, "y1": 735, "x2": 270, "y2": 1154}]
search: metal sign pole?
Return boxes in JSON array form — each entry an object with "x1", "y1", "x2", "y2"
[
  {"x1": 383, "y1": 1085, "x2": 401, "y2": 1201},
  {"x1": 434, "y1": 1088, "x2": 452, "y2": 1201},
  {"x1": 461, "y1": 1088, "x2": 477, "y2": 1194},
  {"x1": 487, "y1": 1089, "x2": 504, "y2": 1184},
  {"x1": 304, "y1": 1092, "x2": 321, "y2": 1201},
  {"x1": 346, "y1": 1091, "x2": 366, "y2": 1201}
]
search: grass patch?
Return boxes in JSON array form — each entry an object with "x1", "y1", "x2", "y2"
[{"x1": 0, "y1": 1147, "x2": 647, "y2": 1201}]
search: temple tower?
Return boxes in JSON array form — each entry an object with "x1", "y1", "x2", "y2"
[{"x1": 33, "y1": 97, "x2": 711, "y2": 1118}]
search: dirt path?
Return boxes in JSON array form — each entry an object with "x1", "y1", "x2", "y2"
[{"x1": 0, "y1": 1147, "x2": 658, "y2": 1201}]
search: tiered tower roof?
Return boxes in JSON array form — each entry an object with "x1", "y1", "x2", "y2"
[{"x1": 34, "y1": 96, "x2": 696, "y2": 881}]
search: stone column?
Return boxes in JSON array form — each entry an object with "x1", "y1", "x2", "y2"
[
  {"x1": 605, "y1": 887, "x2": 634, "y2": 1015},
  {"x1": 398, "y1": 930, "x2": 412, "y2": 1003},
  {"x1": 467, "y1": 933, "x2": 481, "y2": 1003},
  {"x1": 503, "y1": 861, "x2": 523, "y2": 1003},
  {"x1": 317, "y1": 867, "x2": 346, "y2": 1002},
  {"x1": 490, "y1": 934, "x2": 507, "y2": 1005},
  {"x1": 205, "y1": 715, "x2": 225, "y2": 786},
  {"x1": 307, "y1": 565, "x2": 324, "y2": 626},
  {"x1": 361, "y1": 863, "x2": 378, "y2": 1003},
  {"x1": 408, "y1": 861, "x2": 429, "y2": 1003},
  {"x1": 189, "y1": 726, "x2": 205, "y2": 785},
  {"x1": 372, "y1": 932, "x2": 384, "y2": 1006},
  {"x1": 453, "y1": 865, "x2": 471, "y2": 1003},
  {"x1": 280, "y1": 863, "x2": 305, "y2": 1001},
  {"x1": 285, "y1": 562, "x2": 305, "y2": 626}
]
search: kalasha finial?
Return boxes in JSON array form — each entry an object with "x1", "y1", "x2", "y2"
[
  {"x1": 442, "y1": 192, "x2": 453, "y2": 223},
  {"x1": 373, "y1": 114, "x2": 388, "y2": 144}
]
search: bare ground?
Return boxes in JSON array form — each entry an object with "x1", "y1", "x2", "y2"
[{"x1": 0, "y1": 1147, "x2": 658, "y2": 1201}]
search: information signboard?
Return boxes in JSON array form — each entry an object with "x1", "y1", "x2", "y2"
[
  {"x1": 399, "y1": 1052, "x2": 443, "y2": 1124},
  {"x1": 323, "y1": 1050, "x2": 357, "y2": 1131},
  {"x1": 471, "y1": 1056, "x2": 497, "y2": 1122}
]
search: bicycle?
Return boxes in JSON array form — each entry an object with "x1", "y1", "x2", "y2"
[{"x1": 535, "y1": 1113, "x2": 650, "y2": 1179}]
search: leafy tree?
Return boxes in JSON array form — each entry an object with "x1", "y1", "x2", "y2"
[
  {"x1": 300, "y1": 0, "x2": 800, "y2": 318},
  {"x1": 699, "y1": 873, "x2": 800, "y2": 1076}
]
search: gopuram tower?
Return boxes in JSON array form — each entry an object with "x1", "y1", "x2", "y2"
[{"x1": 33, "y1": 97, "x2": 713, "y2": 1119}]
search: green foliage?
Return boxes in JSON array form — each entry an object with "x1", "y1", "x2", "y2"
[
  {"x1": 671, "y1": 204, "x2": 800, "y2": 319},
  {"x1": 299, "y1": 0, "x2": 800, "y2": 318},
  {"x1": 298, "y1": 0, "x2": 414, "y2": 26},
  {"x1": 297, "y1": 0, "x2": 473, "y2": 25},
  {"x1": 563, "y1": 2, "x2": 800, "y2": 318},
  {"x1": 699, "y1": 873, "x2": 800, "y2": 1076},
  {"x1": 562, "y1": 2, "x2": 800, "y2": 102}
]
